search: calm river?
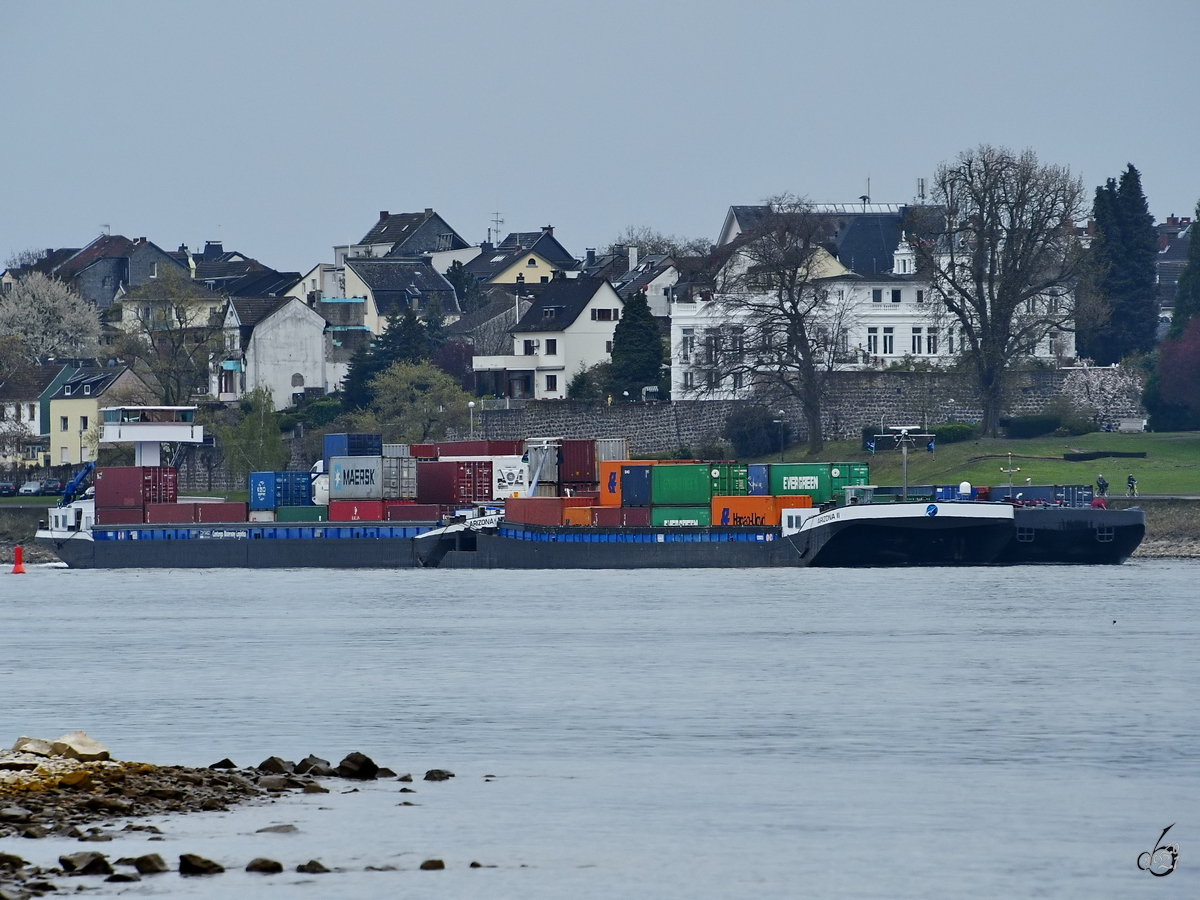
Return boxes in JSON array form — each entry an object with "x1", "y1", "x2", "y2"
[{"x1": 2, "y1": 561, "x2": 1197, "y2": 898}]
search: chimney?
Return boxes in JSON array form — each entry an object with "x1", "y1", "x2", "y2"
[
  {"x1": 1167, "y1": 215, "x2": 1179, "y2": 226},
  {"x1": 628, "y1": 246, "x2": 638, "y2": 273},
  {"x1": 542, "y1": 224, "x2": 554, "y2": 236},
  {"x1": 586, "y1": 248, "x2": 596, "y2": 267},
  {"x1": 424, "y1": 208, "x2": 433, "y2": 215},
  {"x1": 552, "y1": 269, "x2": 565, "y2": 281},
  {"x1": 480, "y1": 241, "x2": 493, "y2": 253},
  {"x1": 380, "y1": 210, "x2": 389, "y2": 222}
]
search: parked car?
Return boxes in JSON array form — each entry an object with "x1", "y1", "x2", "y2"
[
  {"x1": 18, "y1": 481, "x2": 43, "y2": 496},
  {"x1": 40, "y1": 479, "x2": 65, "y2": 496},
  {"x1": 0, "y1": 481, "x2": 17, "y2": 497}
]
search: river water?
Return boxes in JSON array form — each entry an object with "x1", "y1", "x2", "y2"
[{"x1": 1, "y1": 560, "x2": 1197, "y2": 898}]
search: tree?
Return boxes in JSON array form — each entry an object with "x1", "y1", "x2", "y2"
[
  {"x1": 724, "y1": 405, "x2": 785, "y2": 458},
  {"x1": 111, "y1": 270, "x2": 223, "y2": 405},
  {"x1": 1060, "y1": 362, "x2": 1144, "y2": 427},
  {"x1": 603, "y1": 226, "x2": 712, "y2": 258},
  {"x1": 342, "y1": 309, "x2": 432, "y2": 409},
  {"x1": 566, "y1": 361, "x2": 612, "y2": 401},
  {"x1": 909, "y1": 145, "x2": 1086, "y2": 436},
  {"x1": 609, "y1": 290, "x2": 665, "y2": 399},
  {"x1": 701, "y1": 195, "x2": 855, "y2": 454},
  {"x1": 4, "y1": 248, "x2": 48, "y2": 269},
  {"x1": 0, "y1": 272, "x2": 100, "y2": 361},
  {"x1": 367, "y1": 361, "x2": 470, "y2": 442},
  {"x1": 214, "y1": 387, "x2": 290, "y2": 477},
  {"x1": 1167, "y1": 200, "x2": 1200, "y2": 338},
  {"x1": 1077, "y1": 165, "x2": 1158, "y2": 362},
  {"x1": 444, "y1": 260, "x2": 487, "y2": 313}
]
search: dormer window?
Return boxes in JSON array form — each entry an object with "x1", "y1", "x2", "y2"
[
  {"x1": 84, "y1": 385, "x2": 91, "y2": 396},
  {"x1": 63, "y1": 385, "x2": 72, "y2": 396}
]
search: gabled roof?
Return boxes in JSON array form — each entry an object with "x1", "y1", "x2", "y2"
[
  {"x1": 610, "y1": 254, "x2": 676, "y2": 299},
  {"x1": 229, "y1": 297, "x2": 292, "y2": 330},
  {"x1": 53, "y1": 235, "x2": 137, "y2": 281},
  {"x1": 2, "y1": 248, "x2": 80, "y2": 280},
  {"x1": 0, "y1": 363, "x2": 67, "y2": 402},
  {"x1": 48, "y1": 365, "x2": 129, "y2": 400},
  {"x1": 345, "y1": 259, "x2": 461, "y2": 317},
  {"x1": 358, "y1": 209, "x2": 470, "y2": 254},
  {"x1": 496, "y1": 230, "x2": 576, "y2": 265},
  {"x1": 513, "y1": 277, "x2": 613, "y2": 334},
  {"x1": 221, "y1": 270, "x2": 301, "y2": 297},
  {"x1": 446, "y1": 286, "x2": 539, "y2": 336}
]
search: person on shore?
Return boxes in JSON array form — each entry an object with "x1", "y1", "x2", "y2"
[
  {"x1": 1096, "y1": 474, "x2": 1108, "y2": 497},
  {"x1": 1091, "y1": 495, "x2": 1107, "y2": 509},
  {"x1": 1127, "y1": 474, "x2": 1138, "y2": 497}
]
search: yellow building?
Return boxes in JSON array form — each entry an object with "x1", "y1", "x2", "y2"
[
  {"x1": 48, "y1": 367, "x2": 150, "y2": 466},
  {"x1": 462, "y1": 229, "x2": 578, "y2": 285}
]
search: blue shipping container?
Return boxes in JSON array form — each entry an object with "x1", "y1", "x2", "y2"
[
  {"x1": 620, "y1": 465, "x2": 652, "y2": 507},
  {"x1": 249, "y1": 471, "x2": 313, "y2": 510},
  {"x1": 323, "y1": 433, "x2": 383, "y2": 473},
  {"x1": 747, "y1": 464, "x2": 769, "y2": 496}
]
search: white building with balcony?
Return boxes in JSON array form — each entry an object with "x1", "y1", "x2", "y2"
[{"x1": 472, "y1": 277, "x2": 623, "y2": 399}]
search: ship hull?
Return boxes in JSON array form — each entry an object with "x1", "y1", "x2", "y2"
[{"x1": 994, "y1": 507, "x2": 1146, "y2": 565}]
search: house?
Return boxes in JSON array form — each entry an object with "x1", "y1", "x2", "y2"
[
  {"x1": 212, "y1": 297, "x2": 329, "y2": 409},
  {"x1": 445, "y1": 285, "x2": 535, "y2": 357},
  {"x1": 340, "y1": 209, "x2": 472, "y2": 263},
  {"x1": 186, "y1": 241, "x2": 300, "y2": 298},
  {"x1": 47, "y1": 366, "x2": 150, "y2": 465},
  {"x1": 463, "y1": 227, "x2": 578, "y2": 285},
  {"x1": 343, "y1": 258, "x2": 460, "y2": 333},
  {"x1": 0, "y1": 363, "x2": 70, "y2": 470},
  {"x1": 1156, "y1": 214, "x2": 1193, "y2": 320},
  {"x1": 50, "y1": 235, "x2": 189, "y2": 309},
  {"x1": 472, "y1": 277, "x2": 623, "y2": 399},
  {"x1": 1, "y1": 248, "x2": 80, "y2": 294}
]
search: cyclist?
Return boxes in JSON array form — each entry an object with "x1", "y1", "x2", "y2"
[
  {"x1": 1096, "y1": 474, "x2": 1108, "y2": 497},
  {"x1": 1127, "y1": 474, "x2": 1138, "y2": 497}
]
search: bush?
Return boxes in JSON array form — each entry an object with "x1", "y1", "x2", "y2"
[
  {"x1": 999, "y1": 415, "x2": 1059, "y2": 438},
  {"x1": 933, "y1": 423, "x2": 975, "y2": 443},
  {"x1": 725, "y1": 406, "x2": 785, "y2": 458}
]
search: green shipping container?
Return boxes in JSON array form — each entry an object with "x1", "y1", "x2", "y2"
[
  {"x1": 650, "y1": 465, "x2": 712, "y2": 505},
  {"x1": 275, "y1": 505, "x2": 329, "y2": 522},
  {"x1": 768, "y1": 463, "x2": 834, "y2": 503},
  {"x1": 650, "y1": 506, "x2": 712, "y2": 527},
  {"x1": 710, "y1": 463, "x2": 749, "y2": 497},
  {"x1": 829, "y1": 462, "x2": 870, "y2": 498}
]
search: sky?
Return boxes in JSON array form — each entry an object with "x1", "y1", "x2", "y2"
[{"x1": 2, "y1": 0, "x2": 1197, "y2": 275}]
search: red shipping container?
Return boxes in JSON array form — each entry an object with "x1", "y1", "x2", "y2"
[
  {"x1": 559, "y1": 439, "x2": 598, "y2": 482},
  {"x1": 410, "y1": 443, "x2": 437, "y2": 459},
  {"x1": 385, "y1": 502, "x2": 442, "y2": 521},
  {"x1": 591, "y1": 506, "x2": 621, "y2": 527},
  {"x1": 621, "y1": 507, "x2": 651, "y2": 527},
  {"x1": 329, "y1": 499, "x2": 385, "y2": 521},
  {"x1": 434, "y1": 440, "x2": 490, "y2": 457},
  {"x1": 195, "y1": 502, "x2": 248, "y2": 523},
  {"x1": 504, "y1": 496, "x2": 594, "y2": 526},
  {"x1": 417, "y1": 460, "x2": 493, "y2": 504},
  {"x1": 94, "y1": 466, "x2": 177, "y2": 508},
  {"x1": 145, "y1": 502, "x2": 197, "y2": 524},
  {"x1": 94, "y1": 506, "x2": 145, "y2": 526}
]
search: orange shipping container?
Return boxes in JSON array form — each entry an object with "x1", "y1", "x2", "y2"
[
  {"x1": 504, "y1": 496, "x2": 595, "y2": 526},
  {"x1": 598, "y1": 460, "x2": 626, "y2": 506},
  {"x1": 562, "y1": 506, "x2": 593, "y2": 526},
  {"x1": 710, "y1": 494, "x2": 812, "y2": 527}
]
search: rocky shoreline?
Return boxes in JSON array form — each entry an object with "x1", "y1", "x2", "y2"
[{"x1": 0, "y1": 733, "x2": 467, "y2": 896}]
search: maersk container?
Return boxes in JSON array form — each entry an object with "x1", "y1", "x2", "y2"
[
  {"x1": 747, "y1": 464, "x2": 770, "y2": 496},
  {"x1": 620, "y1": 465, "x2": 652, "y2": 507},
  {"x1": 768, "y1": 463, "x2": 834, "y2": 503},
  {"x1": 328, "y1": 456, "x2": 384, "y2": 500},
  {"x1": 276, "y1": 505, "x2": 329, "y2": 522},
  {"x1": 650, "y1": 506, "x2": 712, "y2": 527},
  {"x1": 381, "y1": 456, "x2": 418, "y2": 500},
  {"x1": 650, "y1": 464, "x2": 711, "y2": 506}
]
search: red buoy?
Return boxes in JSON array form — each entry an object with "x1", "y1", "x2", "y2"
[{"x1": 11, "y1": 545, "x2": 25, "y2": 574}]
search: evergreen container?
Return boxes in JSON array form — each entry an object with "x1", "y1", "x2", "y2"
[{"x1": 649, "y1": 464, "x2": 711, "y2": 505}]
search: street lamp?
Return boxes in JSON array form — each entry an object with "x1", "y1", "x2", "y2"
[
  {"x1": 468, "y1": 401, "x2": 476, "y2": 439},
  {"x1": 78, "y1": 428, "x2": 84, "y2": 465},
  {"x1": 776, "y1": 410, "x2": 786, "y2": 462}
]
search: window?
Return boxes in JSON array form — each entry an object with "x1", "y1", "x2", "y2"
[
  {"x1": 732, "y1": 372, "x2": 743, "y2": 390},
  {"x1": 63, "y1": 385, "x2": 72, "y2": 397},
  {"x1": 911, "y1": 328, "x2": 923, "y2": 354},
  {"x1": 591, "y1": 309, "x2": 613, "y2": 321},
  {"x1": 680, "y1": 329, "x2": 694, "y2": 361},
  {"x1": 149, "y1": 262, "x2": 158, "y2": 279},
  {"x1": 61, "y1": 447, "x2": 69, "y2": 463},
  {"x1": 867, "y1": 327, "x2": 878, "y2": 354},
  {"x1": 605, "y1": 340, "x2": 613, "y2": 353},
  {"x1": 916, "y1": 290, "x2": 924, "y2": 304},
  {"x1": 545, "y1": 374, "x2": 558, "y2": 392},
  {"x1": 60, "y1": 416, "x2": 68, "y2": 432},
  {"x1": 543, "y1": 308, "x2": 555, "y2": 319},
  {"x1": 526, "y1": 257, "x2": 537, "y2": 267},
  {"x1": 81, "y1": 447, "x2": 90, "y2": 462},
  {"x1": 927, "y1": 328, "x2": 938, "y2": 355},
  {"x1": 706, "y1": 370, "x2": 718, "y2": 389},
  {"x1": 683, "y1": 370, "x2": 695, "y2": 389},
  {"x1": 882, "y1": 327, "x2": 894, "y2": 355},
  {"x1": 872, "y1": 289, "x2": 882, "y2": 303},
  {"x1": 891, "y1": 289, "x2": 902, "y2": 303},
  {"x1": 948, "y1": 333, "x2": 954, "y2": 355},
  {"x1": 540, "y1": 276, "x2": 549, "y2": 283},
  {"x1": 80, "y1": 416, "x2": 88, "y2": 432},
  {"x1": 545, "y1": 339, "x2": 557, "y2": 355},
  {"x1": 27, "y1": 404, "x2": 35, "y2": 421},
  {"x1": 83, "y1": 384, "x2": 91, "y2": 395},
  {"x1": 523, "y1": 340, "x2": 536, "y2": 355}
]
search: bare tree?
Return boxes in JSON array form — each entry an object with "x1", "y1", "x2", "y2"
[
  {"x1": 111, "y1": 270, "x2": 224, "y2": 406},
  {"x1": 604, "y1": 226, "x2": 713, "y2": 258},
  {"x1": 909, "y1": 145, "x2": 1086, "y2": 435},
  {"x1": 3, "y1": 248, "x2": 48, "y2": 270},
  {"x1": 695, "y1": 196, "x2": 855, "y2": 454},
  {"x1": 0, "y1": 272, "x2": 100, "y2": 361}
]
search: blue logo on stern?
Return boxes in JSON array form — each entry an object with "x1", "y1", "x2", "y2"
[{"x1": 926, "y1": 504, "x2": 938, "y2": 517}]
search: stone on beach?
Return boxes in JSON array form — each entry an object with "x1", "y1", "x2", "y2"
[
  {"x1": 246, "y1": 857, "x2": 284, "y2": 874},
  {"x1": 256, "y1": 824, "x2": 298, "y2": 834},
  {"x1": 257, "y1": 775, "x2": 291, "y2": 791},
  {"x1": 59, "y1": 852, "x2": 113, "y2": 876},
  {"x1": 0, "y1": 807, "x2": 32, "y2": 823},
  {"x1": 424, "y1": 769, "x2": 455, "y2": 781},
  {"x1": 10, "y1": 737, "x2": 53, "y2": 757},
  {"x1": 208, "y1": 758, "x2": 237, "y2": 769},
  {"x1": 397, "y1": 773, "x2": 413, "y2": 782},
  {"x1": 257, "y1": 756, "x2": 294, "y2": 775},
  {"x1": 302, "y1": 781, "x2": 330, "y2": 793},
  {"x1": 105, "y1": 872, "x2": 141, "y2": 882},
  {"x1": 420, "y1": 859, "x2": 445, "y2": 870},
  {"x1": 50, "y1": 732, "x2": 110, "y2": 762},
  {"x1": 337, "y1": 752, "x2": 379, "y2": 780},
  {"x1": 296, "y1": 859, "x2": 330, "y2": 874},
  {"x1": 179, "y1": 853, "x2": 225, "y2": 876},
  {"x1": 0, "y1": 853, "x2": 29, "y2": 870},
  {"x1": 294, "y1": 754, "x2": 330, "y2": 775},
  {"x1": 133, "y1": 853, "x2": 169, "y2": 874}
]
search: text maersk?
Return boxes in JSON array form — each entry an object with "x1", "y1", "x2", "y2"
[{"x1": 336, "y1": 467, "x2": 377, "y2": 486}]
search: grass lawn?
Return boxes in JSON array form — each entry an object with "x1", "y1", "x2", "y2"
[{"x1": 763, "y1": 431, "x2": 1200, "y2": 495}]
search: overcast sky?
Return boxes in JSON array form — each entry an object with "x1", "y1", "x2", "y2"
[{"x1": 2, "y1": 0, "x2": 1197, "y2": 274}]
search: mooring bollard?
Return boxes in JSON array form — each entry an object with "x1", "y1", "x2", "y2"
[{"x1": 11, "y1": 545, "x2": 26, "y2": 574}]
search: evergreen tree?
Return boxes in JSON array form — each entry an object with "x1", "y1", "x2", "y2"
[
  {"x1": 1080, "y1": 165, "x2": 1158, "y2": 363},
  {"x1": 1167, "y1": 200, "x2": 1200, "y2": 338},
  {"x1": 341, "y1": 310, "x2": 431, "y2": 409},
  {"x1": 607, "y1": 291, "x2": 665, "y2": 399},
  {"x1": 444, "y1": 260, "x2": 486, "y2": 313}
]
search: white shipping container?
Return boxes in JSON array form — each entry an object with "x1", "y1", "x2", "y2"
[
  {"x1": 595, "y1": 438, "x2": 630, "y2": 462},
  {"x1": 329, "y1": 455, "x2": 384, "y2": 500},
  {"x1": 382, "y1": 456, "x2": 418, "y2": 499},
  {"x1": 441, "y1": 455, "x2": 529, "y2": 499},
  {"x1": 524, "y1": 441, "x2": 559, "y2": 483},
  {"x1": 248, "y1": 509, "x2": 276, "y2": 522},
  {"x1": 382, "y1": 443, "x2": 411, "y2": 458}
]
